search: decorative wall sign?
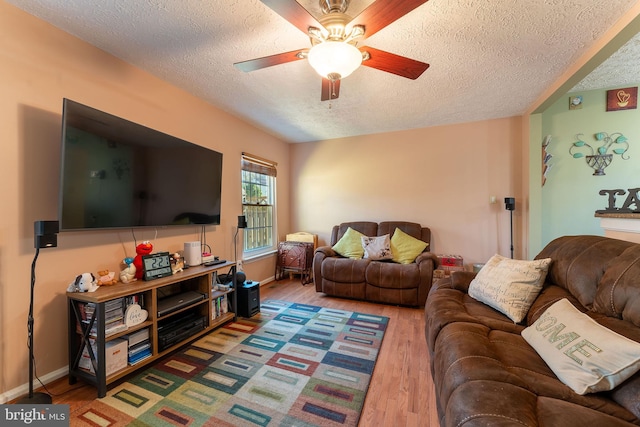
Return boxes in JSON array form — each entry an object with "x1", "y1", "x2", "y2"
[
  {"x1": 569, "y1": 132, "x2": 630, "y2": 175},
  {"x1": 125, "y1": 303, "x2": 148, "y2": 327},
  {"x1": 542, "y1": 135, "x2": 552, "y2": 186},
  {"x1": 596, "y1": 188, "x2": 640, "y2": 214},
  {"x1": 606, "y1": 87, "x2": 637, "y2": 111},
  {"x1": 569, "y1": 95, "x2": 583, "y2": 110}
]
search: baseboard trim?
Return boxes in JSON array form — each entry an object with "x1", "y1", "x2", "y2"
[{"x1": 0, "y1": 366, "x2": 69, "y2": 404}]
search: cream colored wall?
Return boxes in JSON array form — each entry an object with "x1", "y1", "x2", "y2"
[
  {"x1": 0, "y1": 2, "x2": 289, "y2": 400},
  {"x1": 290, "y1": 117, "x2": 524, "y2": 265}
]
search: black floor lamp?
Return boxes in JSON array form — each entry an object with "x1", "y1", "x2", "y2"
[
  {"x1": 504, "y1": 198, "x2": 515, "y2": 259},
  {"x1": 18, "y1": 220, "x2": 59, "y2": 404}
]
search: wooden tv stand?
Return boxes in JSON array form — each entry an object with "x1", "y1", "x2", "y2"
[{"x1": 67, "y1": 262, "x2": 235, "y2": 397}]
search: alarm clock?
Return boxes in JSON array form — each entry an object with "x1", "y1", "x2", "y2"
[{"x1": 141, "y1": 252, "x2": 173, "y2": 281}]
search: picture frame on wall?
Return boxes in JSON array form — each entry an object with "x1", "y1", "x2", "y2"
[{"x1": 606, "y1": 87, "x2": 637, "y2": 111}]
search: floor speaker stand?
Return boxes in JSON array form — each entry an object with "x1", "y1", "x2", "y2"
[{"x1": 17, "y1": 246, "x2": 52, "y2": 404}]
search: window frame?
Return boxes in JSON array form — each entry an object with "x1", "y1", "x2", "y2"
[{"x1": 241, "y1": 154, "x2": 277, "y2": 259}]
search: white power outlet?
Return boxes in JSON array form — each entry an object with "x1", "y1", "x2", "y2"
[{"x1": 236, "y1": 260, "x2": 244, "y2": 271}]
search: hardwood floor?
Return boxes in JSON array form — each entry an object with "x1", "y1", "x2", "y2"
[{"x1": 31, "y1": 279, "x2": 440, "y2": 426}]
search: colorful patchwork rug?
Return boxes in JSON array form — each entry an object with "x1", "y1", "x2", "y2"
[{"x1": 71, "y1": 299, "x2": 389, "y2": 426}]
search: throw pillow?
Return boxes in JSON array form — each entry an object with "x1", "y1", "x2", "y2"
[
  {"x1": 390, "y1": 228, "x2": 428, "y2": 264},
  {"x1": 522, "y1": 298, "x2": 640, "y2": 395},
  {"x1": 362, "y1": 234, "x2": 392, "y2": 260},
  {"x1": 468, "y1": 254, "x2": 552, "y2": 323},
  {"x1": 332, "y1": 227, "x2": 365, "y2": 259}
]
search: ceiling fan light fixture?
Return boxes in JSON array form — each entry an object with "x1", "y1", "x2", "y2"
[{"x1": 307, "y1": 41, "x2": 362, "y2": 80}]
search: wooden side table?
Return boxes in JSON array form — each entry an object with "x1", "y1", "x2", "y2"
[{"x1": 275, "y1": 241, "x2": 314, "y2": 285}]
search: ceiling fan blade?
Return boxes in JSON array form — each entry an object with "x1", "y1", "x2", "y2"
[
  {"x1": 361, "y1": 47, "x2": 429, "y2": 80},
  {"x1": 234, "y1": 49, "x2": 307, "y2": 72},
  {"x1": 321, "y1": 78, "x2": 340, "y2": 101},
  {"x1": 348, "y1": 0, "x2": 429, "y2": 39},
  {"x1": 261, "y1": 0, "x2": 325, "y2": 34}
]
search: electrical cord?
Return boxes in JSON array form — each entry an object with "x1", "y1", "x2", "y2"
[
  {"x1": 30, "y1": 353, "x2": 85, "y2": 397},
  {"x1": 201, "y1": 225, "x2": 212, "y2": 255}
]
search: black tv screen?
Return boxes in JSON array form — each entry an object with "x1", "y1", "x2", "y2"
[{"x1": 58, "y1": 99, "x2": 223, "y2": 231}]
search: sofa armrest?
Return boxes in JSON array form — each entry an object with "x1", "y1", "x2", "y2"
[
  {"x1": 415, "y1": 252, "x2": 438, "y2": 304},
  {"x1": 313, "y1": 245, "x2": 337, "y2": 291},
  {"x1": 416, "y1": 251, "x2": 438, "y2": 266},
  {"x1": 450, "y1": 271, "x2": 477, "y2": 292},
  {"x1": 315, "y1": 245, "x2": 337, "y2": 258}
]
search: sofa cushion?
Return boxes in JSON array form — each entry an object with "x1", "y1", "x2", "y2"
[
  {"x1": 535, "y1": 235, "x2": 635, "y2": 310},
  {"x1": 594, "y1": 244, "x2": 640, "y2": 328},
  {"x1": 468, "y1": 254, "x2": 552, "y2": 323},
  {"x1": 390, "y1": 228, "x2": 428, "y2": 264},
  {"x1": 361, "y1": 234, "x2": 392, "y2": 260},
  {"x1": 331, "y1": 227, "x2": 365, "y2": 259},
  {"x1": 366, "y1": 261, "x2": 421, "y2": 288},
  {"x1": 320, "y1": 257, "x2": 369, "y2": 283},
  {"x1": 522, "y1": 298, "x2": 640, "y2": 395}
]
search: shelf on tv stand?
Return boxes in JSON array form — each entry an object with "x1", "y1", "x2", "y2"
[{"x1": 67, "y1": 262, "x2": 236, "y2": 398}]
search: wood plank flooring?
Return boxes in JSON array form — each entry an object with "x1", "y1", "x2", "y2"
[{"x1": 25, "y1": 278, "x2": 440, "y2": 426}]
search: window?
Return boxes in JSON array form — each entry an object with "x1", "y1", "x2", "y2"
[{"x1": 241, "y1": 153, "x2": 277, "y2": 257}]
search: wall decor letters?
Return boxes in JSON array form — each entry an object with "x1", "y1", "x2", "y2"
[{"x1": 597, "y1": 188, "x2": 640, "y2": 214}]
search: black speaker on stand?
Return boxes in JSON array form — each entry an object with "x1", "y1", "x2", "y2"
[
  {"x1": 18, "y1": 220, "x2": 59, "y2": 404},
  {"x1": 504, "y1": 198, "x2": 515, "y2": 259},
  {"x1": 232, "y1": 216, "x2": 248, "y2": 319}
]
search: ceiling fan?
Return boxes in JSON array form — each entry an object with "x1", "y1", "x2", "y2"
[{"x1": 234, "y1": 0, "x2": 430, "y2": 101}]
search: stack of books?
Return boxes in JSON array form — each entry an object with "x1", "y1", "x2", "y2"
[
  {"x1": 212, "y1": 294, "x2": 228, "y2": 320},
  {"x1": 126, "y1": 328, "x2": 152, "y2": 365},
  {"x1": 125, "y1": 293, "x2": 145, "y2": 308}
]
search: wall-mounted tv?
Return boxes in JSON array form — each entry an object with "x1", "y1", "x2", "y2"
[{"x1": 58, "y1": 99, "x2": 223, "y2": 231}]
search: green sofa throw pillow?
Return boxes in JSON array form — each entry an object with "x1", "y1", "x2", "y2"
[
  {"x1": 332, "y1": 227, "x2": 365, "y2": 259},
  {"x1": 390, "y1": 228, "x2": 428, "y2": 264}
]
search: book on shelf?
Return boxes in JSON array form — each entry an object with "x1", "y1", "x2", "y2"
[
  {"x1": 125, "y1": 293, "x2": 145, "y2": 308},
  {"x1": 124, "y1": 327, "x2": 152, "y2": 365},
  {"x1": 127, "y1": 328, "x2": 150, "y2": 346},
  {"x1": 129, "y1": 341, "x2": 151, "y2": 355},
  {"x1": 128, "y1": 349, "x2": 152, "y2": 365},
  {"x1": 211, "y1": 294, "x2": 229, "y2": 319}
]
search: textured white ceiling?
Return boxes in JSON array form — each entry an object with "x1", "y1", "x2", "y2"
[{"x1": 6, "y1": 0, "x2": 640, "y2": 142}]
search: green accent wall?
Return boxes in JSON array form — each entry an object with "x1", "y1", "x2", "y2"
[{"x1": 540, "y1": 87, "x2": 640, "y2": 248}]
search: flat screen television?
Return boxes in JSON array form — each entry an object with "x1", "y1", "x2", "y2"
[{"x1": 58, "y1": 99, "x2": 223, "y2": 231}]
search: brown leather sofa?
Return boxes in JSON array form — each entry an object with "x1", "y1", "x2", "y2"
[
  {"x1": 425, "y1": 235, "x2": 640, "y2": 426},
  {"x1": 313, "y1": 221, "x2": 437, "y2": 306}
]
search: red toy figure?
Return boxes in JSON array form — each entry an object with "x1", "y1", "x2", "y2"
[{"x1": 133, "y1": 241, "x2": 153, "y2": 280}]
